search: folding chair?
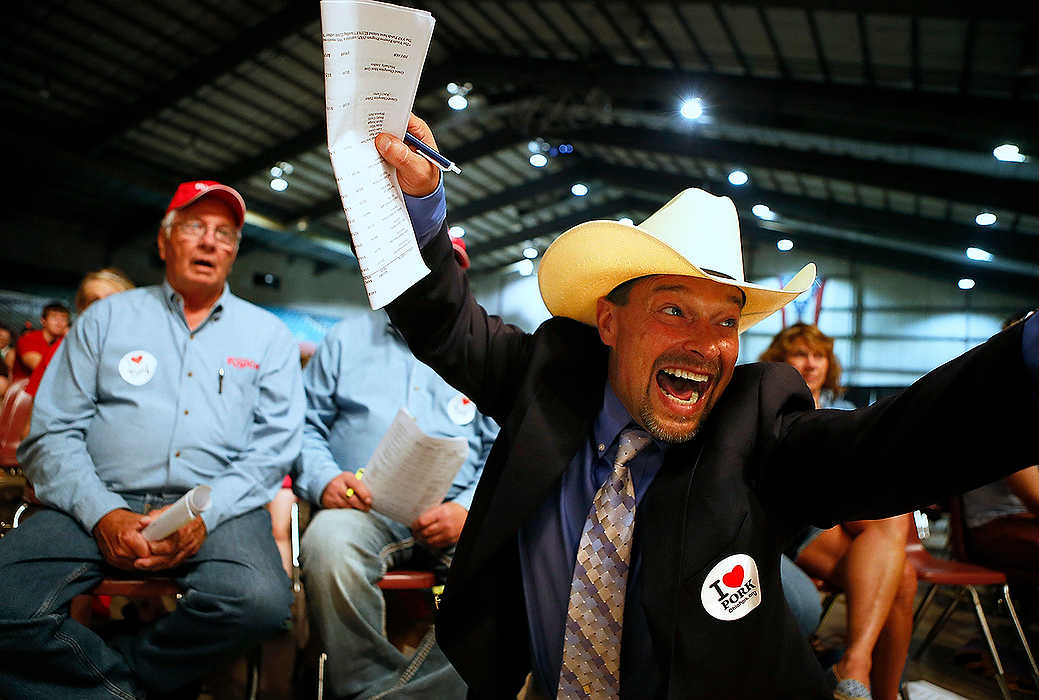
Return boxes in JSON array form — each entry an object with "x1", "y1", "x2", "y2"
[
  {"x1": 315, "y1": 569, "x2": 442, "y2": 700},
  {"x1": 908, "y1": 510, "x2": 1038, "y2": 699}
]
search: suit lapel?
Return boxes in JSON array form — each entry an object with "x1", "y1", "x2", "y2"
[
  {"x1": 454, "y1": 338, "x2": 608, "y2": 583},
  {"x1": 637, "y1": 379, "x2": 756, "y2": 662}
]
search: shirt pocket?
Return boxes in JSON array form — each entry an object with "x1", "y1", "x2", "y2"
[{"x1": 213, "y1": 369, "x2": 260, "y2": 448}]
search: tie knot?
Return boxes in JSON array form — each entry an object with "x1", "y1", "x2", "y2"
[{"x1": 614, "y1": 429, "x2": 651, "y2": 468}]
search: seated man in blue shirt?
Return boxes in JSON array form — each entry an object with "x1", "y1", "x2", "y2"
[
  {"x1": 0, "y1": 180, "x2": 305, "y2": 699},
  {"x1": 295, "y1": 263, "x2": 498, "y2": 699}
]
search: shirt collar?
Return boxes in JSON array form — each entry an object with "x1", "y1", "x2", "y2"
[
  {"x1": 162, "y1": 279, "x2": 231, "y2": 324},
  {"x1": 594, "y1": 383, "x2": 666, "y2": 458}
]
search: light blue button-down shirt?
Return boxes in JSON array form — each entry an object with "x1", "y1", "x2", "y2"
[
  {"x1": 18, "y1": 281, "x2": 304, "y2": 533},
  {"x1": 294, "y1": 312, "x2": 497, "y2": 510}
]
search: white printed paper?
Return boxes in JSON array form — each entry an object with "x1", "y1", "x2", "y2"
[
  {"x1": 142, "y1": 485, "x2": 212, "y2": 541},
  {"x1": 363, "y1": 408, "x2": 468, "y2": 525},
  {"x1": 321, "y1": 0, "x2": 435, "y2": 309}
]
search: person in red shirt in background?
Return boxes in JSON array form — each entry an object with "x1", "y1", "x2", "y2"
[
  {"x1": 24, "y1": 270, "x2": 135, "y2": 398},
  {"x1": 12, "y1": 303, "x2": 69, "y2": 382}
]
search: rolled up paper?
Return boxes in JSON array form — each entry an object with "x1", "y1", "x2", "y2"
[{"x1": 141, "y1": 485, "x2": 212, "y2": 541}]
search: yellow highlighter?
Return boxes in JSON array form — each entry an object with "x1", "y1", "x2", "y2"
[{"x1": 345, "y1": 468, "x2": 365, "y2": 499}]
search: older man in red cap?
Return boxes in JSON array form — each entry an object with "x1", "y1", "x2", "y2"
[{"x1": 1, "y1": 181, "x2": 305, "y2": 699}]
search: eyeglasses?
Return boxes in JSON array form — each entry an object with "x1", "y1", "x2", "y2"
[{"x1": 174, "y1": 220, "x2": 239, "y2": 248}]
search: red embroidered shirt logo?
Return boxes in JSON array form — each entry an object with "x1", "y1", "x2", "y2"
[{"x1": 226, "y1": 356, "x2": 259, "y2": 370}]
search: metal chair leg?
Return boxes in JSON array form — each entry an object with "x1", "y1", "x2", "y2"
[
  {"x1": 819, "y1": 592, "x2": 839, "y2": 628},
  {"x1": 913, "y1": 583, "x2": 938, "y2": 626},
  {"x1": 317, "y1": 651, "x2": 327, "y2": 700},
  {"x1": 913, "y1": 587, "x2": 962, "y2": 661},
  {"x1": 968, "y1": 585, "x2": 1013, "y2": 700},
  {"x1": 1003, "y1": 583, "x2": 1039, "y2": 692}
]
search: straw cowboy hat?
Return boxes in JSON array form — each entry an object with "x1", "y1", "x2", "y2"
[{"x1": 538, "y1": 188, "x2": 816, "y2": 333}]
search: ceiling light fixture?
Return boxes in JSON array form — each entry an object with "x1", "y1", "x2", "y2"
[
  {"x1": 523, "y1": 247, "x2": 538, "y2": 259},
  {"x1": 993, "y1": 144, "x2": 1026, "y2": 163},
  {"x1": 975, "y1": 211, "x2": 997, "y2": 226},
  {"x1": 728, "y1": 170, "x2": 749, "y2": 186},
  {"x1": 752, "y1": 204, "x2": 776, "y2": 221},
  {"x1": 776, "y1": 239, "x2": 793, "y2": 252},
  {"x1": 517, "y1": 259, "x2": 535, "y2": 276},
  {"x1": 448, "y1": 225, "x2": 465, "y2": 238},
  {"x1": 570, "y1": 183, "x2": 589, "y2": 197},
  {"x1": 958, "y1": 278, "x2": 976, "y2": 290},
  {"x1": 529, "y1": 153, "x2": 548, "y2": 168},
  {"x1": 965, "y1": 247, "x2": 993, "y2": 262},
  {"x1": 680, "y1": 97, "x2": 704, "y2": 120},
  {"x1": 270, "y1": 178, "x2": 288, "y2": 192}
]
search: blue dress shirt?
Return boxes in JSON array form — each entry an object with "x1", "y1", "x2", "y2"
[
  {"x1": 294, "y1": 312, "x2": 498, "y2": 509},
  {"x1": 19, "y1": 281, "x2": 305, "y2": 533}
]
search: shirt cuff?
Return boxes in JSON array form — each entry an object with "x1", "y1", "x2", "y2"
[
  {"x1": 449, "y1": 484, "x2": 477, "y2": 512},
  {"x1": 76, "y1": 491, "x2": 132, "y2": 534},
  {"x1": 1023, "y1": 310, "x2": 1039, "y2": 397},
  {"x1": 404, "y1": 178, "x2": 446, "y2": 246}
]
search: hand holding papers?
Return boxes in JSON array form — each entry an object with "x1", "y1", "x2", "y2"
[
  {"x1": 321, "y1": 0, "x2": 435, "y2": 309},
  {"x1": 141, "y1": 485, "x2": 212, "y2": 541},
  {"x1": 362, "y1": 408, "x2": 468, "y2": 526}
]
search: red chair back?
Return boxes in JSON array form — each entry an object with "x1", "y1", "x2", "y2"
[{"x1": 0, "y1": 379, "x2": 31, "y2": 466}]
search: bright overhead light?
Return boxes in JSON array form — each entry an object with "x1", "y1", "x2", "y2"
[
  {"x1": 517, "y1": 259, "x2": 535, "y2": 276},
  {"x1": 680, "y1": 97, "x2": 704, "y2": 120},
  {"x1": 752, "y1": 204, "x2": 776, "y2": 221},
  {"x1": 776, "y1": 239, "x2": 793, "y2": 252},
  {"x1": 993, "y1": 143, "x2": 1026, "y2": 163},
  {"x1": 270, "y1": 177, "x2": 288, "y2": 192},
  {"x1": 728, "y1": 170, "x2": 749, "y2": 186},
  {"x1": 523, "y1": 246, "x2": 538, "y2": 259},
  {"x1": 966, "y1": 246, "x2": 993, "y2": 262},
  {"x1": 270, "y1": 165, "x2": 283, "y2": 178},
  {"x1": 975, "y1": 211, "x2": 997, "y2": 226},
  {"x1": 529, "y1": 153, "x2": 548, "y2": 168},
  {"x1": 448, "y1": 225, "x2": 465, "y2": 238},
  {"x1": 446, "y1": 82, "x2": 460, "y2": 94},
  {"x1": 618, "y1": 217, "x2": 634, "y2": 226},
  {"x1": 448, "y1": 94, "x2": 468, "y2": 110},
  {"x1": 570, "y1": 183, "x2": 589, "y2": 197},
  {"x1": 958, "y1": 278, "x2": 976, "y2": 290}
]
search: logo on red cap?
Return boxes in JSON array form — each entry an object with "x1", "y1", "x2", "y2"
[{"x1": 166, "y1": 181, "x2": 247, "y2": 228}]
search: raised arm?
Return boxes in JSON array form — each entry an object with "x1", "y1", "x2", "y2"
[{"x1": 375, "y1": 115, "x2": 534, "y2": 422}]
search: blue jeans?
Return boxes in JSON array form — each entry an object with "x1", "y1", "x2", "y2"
[
  {"x1": 0, "y1": 495, "x2": 293, "y2": 699},
  {"x1": 302, "y1": 507, "x2": 465, "y2": 699},
  {"x1": 780, "y1": 553, "x2": 823, "y2": 638}
]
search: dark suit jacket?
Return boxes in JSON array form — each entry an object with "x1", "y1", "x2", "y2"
[{"x1": 388, "y1": 227, "x2": 1037, "y2": 699}]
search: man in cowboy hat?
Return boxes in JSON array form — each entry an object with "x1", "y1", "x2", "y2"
[{"x1": 370, "y1": 115, "x2": 1038, "y2": 700}]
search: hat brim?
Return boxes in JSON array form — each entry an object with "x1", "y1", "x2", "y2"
[
  {"x1": 538, "y1": 220, "x2": 816, "y2": 333},
  {"x1": 175, "y1": 185, "x2": 246, "y2": 229}
]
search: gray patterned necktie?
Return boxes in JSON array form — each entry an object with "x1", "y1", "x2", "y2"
[{"x1": 558, "y1": 428, "x2": 652, "y2": 699}]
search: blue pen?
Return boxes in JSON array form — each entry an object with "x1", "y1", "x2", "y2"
[{"x1": 403, "y1": 132, "x2": 462, "y2": 174}]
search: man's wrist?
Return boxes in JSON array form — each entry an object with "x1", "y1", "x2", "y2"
[{"x1": 404, "y1": 178, "x2": 447, "y2": 245}]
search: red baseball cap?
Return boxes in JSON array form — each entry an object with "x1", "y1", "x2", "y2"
[
  {"x1": 451, "y1": 236, "x2": 470, "y2": 269},
  {"x1": 165, "y1": 180, "x2": 246, "y2": 228}
]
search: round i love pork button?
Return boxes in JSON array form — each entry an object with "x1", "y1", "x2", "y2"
[
  {"x1": 700, "y1": 553, "x2": 762, "y2": 621},
  {"x1": 118, "y1": 350, "x2": 158, "y2": 386}
]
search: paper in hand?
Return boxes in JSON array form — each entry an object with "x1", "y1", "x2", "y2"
[
  {"x1": 321, "y1": 0, "x2": 435, "y2": 309},
  {"x1": 362, "y1": 408, "x2": 468, "y2": 525}
]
